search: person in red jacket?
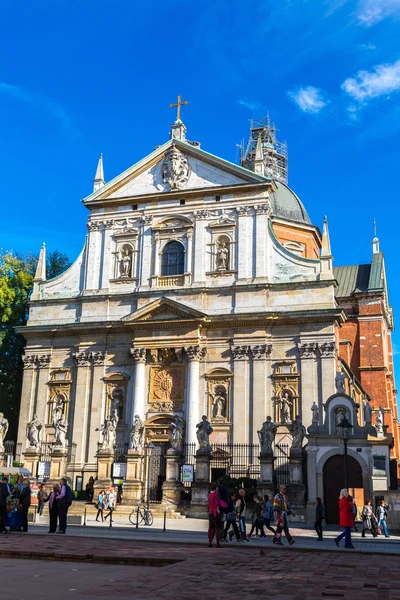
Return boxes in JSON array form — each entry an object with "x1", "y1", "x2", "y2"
[
  {"x1": 334, "y1": 489, "x2": 354, "y2": 549},
  {"x1": 208, "y1": 482, "x2": 222, "y2": 548}
]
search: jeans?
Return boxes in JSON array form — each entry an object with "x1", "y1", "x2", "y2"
[
  {"x1": 238, "y1": 516, "x2": 247, "y2": 539},
  {"x1": 38, "y1": 501, "x2": 45, "y2": 516},
  {"x1": 379, "y1": 519, "x2": 389, "y2": 536},
  {"x1": 336, "y1": 526, "x2": 352, "y2": 547},
  {"x1": 264, "y1": 518, "x2": 276, "y2": 535}
]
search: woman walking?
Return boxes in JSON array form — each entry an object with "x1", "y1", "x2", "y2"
[
  {"x1": 248, "y1": 496, "x2": 265, "y2": 539},
  {"x1": 44, "y1": 484, "x2": 60, "y2": 533},
  {"x1": 18, "y1": 479, "x2": 31, "y2": 533},
  {"x1": 37, "y1": 483, "x2": 48, "y2": 517},
  {"x1": 315, "y1": 497, "x2": 325, "y2": 541},
  {"x1": 334, "y1": 489, "x2": 354, "y2": 549},
  {"x1": 262, "y1": 495, "x2": 276, "y2": 537},
  {"x1": 208, "y1": 482, "x2": 222, "y2": 548},
  {"x1": 361, "y1": 499, "x2": 377, "y2": 537},
  {"x1": 224, "y1": 492, "x2": 241, "y2": 542},
  {"x1": 96, "y1": 490, "x2": 106, "y2": 522}
]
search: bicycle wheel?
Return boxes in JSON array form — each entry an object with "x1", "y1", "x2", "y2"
[
  {"x1": 129, "y1": 509, "x2": 145, "y2": 525},
  {"x1": 145, "y1": 511, "x2": 153, "y2": 526}
]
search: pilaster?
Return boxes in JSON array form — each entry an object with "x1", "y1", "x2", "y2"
[
  {"x1": 231, "y1": 345, "x2": 249, "y2": 443},
  {"x1": 139, "y1": 216, "x2": 153, "y2": 288},
  {"x1": 254, "y1": 203, "x2": 271, "y2": 280},
  {"x1": 18, "y1": 355, "x2": 38, "y2": 450},
  {"x1": 319, "y1": 342, "x2": 337, "y2": 403},
  {"x1": 193, "y1": 213, "x2": 207, "y2": 284},
  {"x1": 236, "y1": 207, "x2": 251, "y2": 281},
  {"x1": 298, "y1": 342, "x2": 318, "y2": 425},
  {"x1": 71, "y1": 351, "x2": 92, "y2": 466},
  {"x1": 185, "y1": 345, "x2": 206, "y2": 445},
  {"x1": 129, "y1": 347, "x2": 147, "y2": 426},
  {"x1": 249, "y1": 344, "x2": 271, "y2": 444}
]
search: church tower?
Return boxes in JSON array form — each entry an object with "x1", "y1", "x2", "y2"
[{"x1": 241, "y1": 114, "x2": 288, "y2": 184}]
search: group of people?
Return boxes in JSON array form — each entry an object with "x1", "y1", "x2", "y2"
[
  {"x1": 0, "y1": 476, "x2": 73, "y2": 534},
  {"x1": 208, "y1": 481, "x2": 296, "y2": 548},
  {"x1": 334, "y1": 490, "x2": 390, "y2": 549},
  {"x1": 95, "y1": 489, "x2": 117, "y2": 522}
]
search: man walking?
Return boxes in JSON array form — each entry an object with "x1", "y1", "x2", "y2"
[
  {"x1": 376, "y1": 499, "x2": 390, "y2": 538},
  {"x1": 273, "y1": 485, "x2": 295, "y2": 545},
  {"x1": 236, "y1": 489, "x2": 248, "y2": 541},
  {"x1": 56, "y1": 477, "x2": 72, "y2": 534}
]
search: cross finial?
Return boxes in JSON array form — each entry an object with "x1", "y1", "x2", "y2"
[{"x1": 170, "y1": 95, "x2": 189, "y2": 122}]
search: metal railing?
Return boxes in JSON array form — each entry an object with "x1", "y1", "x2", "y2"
[{"x1": 210, "y1": 443, "x2": 260, "y2": 482}]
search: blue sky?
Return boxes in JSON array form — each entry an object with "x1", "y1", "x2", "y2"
[{"x1": 0, "y1": 0, "x2": 399, "y2": 373}]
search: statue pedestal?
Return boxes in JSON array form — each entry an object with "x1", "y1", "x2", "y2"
[
  {"x1": 94, "y1": 448, "x2": 114, "y2": 495},
  {"x1": 257, "y1": 452, "x2": 275, "y2": 498},
  {"x1": 48, "y1": 448, "x2": 68, "y2": 484},
  {"x1": 123, "y1": 449, "x2": 144, "y2": 502},
  {"x1": 288, "y1": 450, "x2": 305, "y2": 508},
  {"x1": 188, "y1": 451, "x2": 210, "y2": 518},
  {"x1": 162, "y1": 449, "x2": 183, "y2": 509},
  {"x1": 23, "y1": 448, "x2": 41, "y2": 479}
]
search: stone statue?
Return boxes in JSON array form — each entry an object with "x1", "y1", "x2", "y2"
[
  {"x1": 0, "y1": 413, "x2": 8, "y2": 451},
  {"x1": 275, "y1": 389, "x2": 293, "y2": 424},
  {"x1": 162, "y1": 146, "x2": 191, "y2": 191},
  {"x1": 26, "y1": 414, "x2": 42, "y2": 448},
  {"x1": 211, "y1": 390, "x2": 226, "y2": 419},
  {"x1": 96, "y1": 414, "x2": 117, "y2": 450},
  {"x1": 335, "y1": 371, "x2": 346, "y2": 393},
  {"x1": 257, "y1": 416, "x2": 277, "y2": 454},
  {"x1": 52, "y1": 394, "x2": 64, "y2": 427},
  {"x1": 335, "y1": 407, "x2": 346, "y2": 427},
  {"x1": 110, "y1": 387, "x2": 123, "y2": 420},
  {"x1": 53, "y1": 417, "x2": 68, "y2": 449},
  {"x1": 119, "y1": 247, "x2": 132, "y2": 278},
  {"x1": 216, "y1": 240, "x2": 229, "y2": 271},
  {"x1": 130, "y1": 415, "x2": 145, "y2": 451},
  {"x1": 289, "y1": 415, "x2": 306, "y2": 450},
  {"x1": 376, "y1": 409, "x2": 384, "y2": 433},
  {"x1": 363, "y1": 398, "x2": 373, "y2": 425},
  {"x1": 311, "y1": 402, "x2": 319, "y2": 424},
  {"x1": 196, "y1": 415, "x2": 213, "y2": 454},
  {"x1": 168, "y1": 416, "x2": 185, "y2": 453}
]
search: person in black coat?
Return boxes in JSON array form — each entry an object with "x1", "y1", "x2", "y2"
[
  {"x1": 315, "y1": 497, "x2": 325, "y2": 541},
  {"x1": 18, "y1": 479, "x2": 31, "y2": 532}
]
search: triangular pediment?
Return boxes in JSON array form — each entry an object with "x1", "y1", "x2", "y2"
[
  {"x1": 122, "y1": 297, "x2": 207, "y2": 323},
  {"x1": 83, "y1": 138, "x2": 268, "y2": 204}
]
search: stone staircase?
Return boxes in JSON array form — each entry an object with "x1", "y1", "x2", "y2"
[{"x1": 68, "y1": 501, "x2": 186, "y2": 519}]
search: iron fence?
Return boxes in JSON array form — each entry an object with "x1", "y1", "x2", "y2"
[
  {"x1": 274, "y1": 442, "x2": 290, "y2": 490},
  {"x1": 210, "y1": 443, "x2": 260, "y2": 482}
]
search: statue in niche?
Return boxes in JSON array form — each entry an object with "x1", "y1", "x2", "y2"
[
  {"x1": 216, "y1": 239, "x2": 229, "y2": 271},
  {"x1": 168, "y1": 416, "x2": 185, "y2": 453},
  {"x1": 130, "y1": 415, "x2": 145, "y2": 451},
  {"x1": 335, "y1": 407, "x2": 346, "y2": 429},
  {"x1": 257, "y1": 416, "x2": 277, "y2": 454},
  {"x1": 0, "y1": 413, "x2": 9, "y2": 451},
  {"x1": 311, "y1": 402, "x2": 319, "y2": 424},
  {"x1": 110, "y1": 386, "x2": 124, "y2": 421},
  {"x1": 363, "y1": 398, "x2": 373, "y2": 425},
  {"x1": 119, "y1": 245, "x2": 132, "y2": 278},
  {"x1": 196, "y1": 415, "x2": 213, "y2": 454},
  {"x1": 52, "y1": 394, "x2": 65, "y2": 427},
  {"x1": 162, "y1": 146, "x2": 191, "y2": 191},
  {"x1": 335, "y1": 371, "x2": 346, "y2": 393},
  {"x1": 211, "y1": 387, "x2": 227, "y2": 419},
  {"x1": 96, "y1": 413, "x2": 117, "y2": 450},
  {"x1": 289, "y1": 415, "x2": 306, "y2": 450},
  {"x1": 376, "y1": 408, "x2": 384, "y2": 433},
  {"x1": 26, "y1": 414, "x2": 42, "y2": 448},
  {"x1": 53, "y1": 416, "x2": 68, "y2": 449},
  {"x1": 274, "y1": 389, "x2": 293, "y2": 424}
]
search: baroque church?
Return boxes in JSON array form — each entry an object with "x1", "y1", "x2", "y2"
[{"x1": 17, "y1": 100, "x2": 399, "y2": 521}]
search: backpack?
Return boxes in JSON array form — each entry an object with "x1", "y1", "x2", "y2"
[{"x1": 65, "y1": 484, "x2": 73, "y2": 505}]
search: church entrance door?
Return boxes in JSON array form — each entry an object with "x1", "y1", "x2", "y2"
[
  {"x1": 148, "y1": 442, "x2": 168, "y2": 503},
  {"x1": 323, "y1": 454, "x2": 363, "y2": 524}
]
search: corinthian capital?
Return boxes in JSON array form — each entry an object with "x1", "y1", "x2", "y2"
[
  {"x1": 130, "y1": 347, "x2": 147, "y2": 363},
  {"x1": 22, "y1": 355, "x2": 37, "y2": 369},
  {"x1": 37, "y1": 354, "x2": 51, "y2": 368},
  {"x1": 231, "y1": 345, "x2": 249, "y2": 360},
  {"x1": 254, "y1": 202, "x2": 272, "y2": 215},
  {"x1": 73, "y1": 351, "x2": 91, "y2": 367},
  {"x1": 92, "y1": 351, "x2": 105, "y2": 366},
  {"x1": 319, "y1": 342, "x2": 337, "y2": 358},
  {"x1": 298, "y1": 343, "x2": 317, "y2": 358},
  {"x1": 249, "y1": 344, "x2": 272, "y2": 360},
  {"x1": 236, "y1": 206, "x2": 250, "y2": 217},
  {"x1": 185, "y1": 345, "x2": 207, "y2": 361}
]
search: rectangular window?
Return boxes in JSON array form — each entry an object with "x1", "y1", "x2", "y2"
[
  {"x1": 180, "y1": 199, "x2": 186, "y2": 205},
  {"x1": 215, "y1": 195, "x2": 221, "y2": 202},
  {"x1": 132, "y1": 204, "x2": 138, "y2": 210}
]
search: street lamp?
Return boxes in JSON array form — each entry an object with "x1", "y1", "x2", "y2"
[
  {"x1": 337, "y1": 417, "x2": 353, "y2": 490},
  {"x1": 145, "y1": 442, "x2": 156, "y2": 509}
]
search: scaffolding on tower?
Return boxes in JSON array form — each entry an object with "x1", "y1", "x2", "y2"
[{"x1": 240, "y1": 114, "x2": 288, "y2": 184}]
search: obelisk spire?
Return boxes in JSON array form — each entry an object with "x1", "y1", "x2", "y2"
[
  {"x1": 31, "y1": 242, "x2": 46, "y2": 300},
  {"x1": 372, "y1": 219, "x2": 380, "y2": 254},
  {"x1": 320, "y1": 216, "x2": 333, "y2": 280},
  {"x1": 93, "y1": 153, "x2": 105, "y2": 192}
]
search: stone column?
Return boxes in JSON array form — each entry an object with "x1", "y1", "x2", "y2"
[
  {"x1": 94, "y1": 448, "x2": 114, "y2": 495},
  {"x1": 123, "y1": 449, "x2": 144, "y2": 501},
  {"x1": 49, "y1": 448, "x2": 68, "y2": 482},
  {"x1": 72, "y1": 352, "x2": 92, "y2": 467},
  {"x1": 188, "y1": 450, "x2": 211, "y2": 517},
  {"x1": 258, "y1": 451, "x2": 275, "y2": 499},
  {"x1": 231, "y1": 345, "x2": 249, "y2": 443},
  {"x1": 139, "y1": 215, "x2": 153, "y2": 288},
  {"x1": 193, "y1": 212, "x2": 207, "y2": 285},
  {"x1": 129, "y1": 348, "x2": 147, "y2": 428},
  {"x1": 319, "y1": 342, "x2": 337, "y2": 404},
  {"x1": 236, "y1": 206, "x2": 252, "y2": 281},
  {"x1": 250, "y1": 344, "x2": 271, "y2": 444},
  {"x1": 23, "y1": 448, "x2": 41, "y2": 479},
  {"x1": 254, "y1": 204, "x2": 271, "y2": 280},
  {"x1": 185, "y1": 346, "x2": 206, "y2": 446},
  {"x1": 298, "y1": 342, "x2": 318, "y2": 424},
  {"x1": 86, "y1": 352, "x2": 105, "y2": 465},
  {"x1": 162, "y1": 448, "x2": 183, "y2": 509}
]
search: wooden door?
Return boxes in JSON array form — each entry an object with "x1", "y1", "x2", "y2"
[{"x1": 323, "y1": 454, "x2": 363, "y2": 524}]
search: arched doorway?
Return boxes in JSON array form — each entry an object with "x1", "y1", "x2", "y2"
[
  {"x1": 144, "y1": 415, "x2": 174, "y2": 503},
  {"x1": 323, "y1": 454, "x2": 363, "y2": 524}
]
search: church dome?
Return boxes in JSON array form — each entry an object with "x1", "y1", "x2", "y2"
[{"x1": 270, "y1": 181, "x2": 311, "y2": 224}]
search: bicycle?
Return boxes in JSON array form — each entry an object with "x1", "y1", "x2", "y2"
[{"x1": 129, "y1": 504, "x2": 154, "y2": 526}]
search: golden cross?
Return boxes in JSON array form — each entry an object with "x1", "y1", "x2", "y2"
[{"x1": 170, "y1": 95, "x2": 189, "y2": 121}]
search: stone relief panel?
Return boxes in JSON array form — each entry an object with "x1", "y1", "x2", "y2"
[
  {"x1": 162, "y1": 146, "x2": 191, "y2": 191},
  {"x1": 149, "y1": 366, "x2": 185, "y2": 412}
]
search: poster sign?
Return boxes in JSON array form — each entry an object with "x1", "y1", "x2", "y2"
[
  {"x1": 31, "y1": 483, "x2": 40, "y2": 505},
  {"x1": 113, "y1": 463, "x2": 127, "y2": 478},
  {"x1": 37, "y1": 461, "x2": 50, "y2": 478},
  {"x1": 182, "y1": 464, "x2": 194, "y2": 483}
]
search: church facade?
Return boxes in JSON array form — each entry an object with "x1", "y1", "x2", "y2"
[{"x1": 16, "y1": 110, "x2": 398, "y2": 518}]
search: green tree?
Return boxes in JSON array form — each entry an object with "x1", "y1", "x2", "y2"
[{"x1": 0, "y1": 250, "x2": 71, "y2": 439}]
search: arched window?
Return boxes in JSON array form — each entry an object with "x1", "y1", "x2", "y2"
[{"x1": 161, "y1": 241, "x2": 185, "y2": 276}]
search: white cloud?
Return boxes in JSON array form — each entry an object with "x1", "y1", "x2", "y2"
[
  {"x1": 237, "y1": 99, "x2": 264, "y2": 112},
  {"x1": 358, "y1": 42, "x2": 376, "y2": 52},
  {"x1": 341, "y1": 60, "x2": 400, "y2": 101},
  {"x1": 0, "y1": 82, "x2": 73, "y2": 130},
  {"x1": 357, "y1": 0, "x2": 400, "y2": 26},
  {"x1": 287, "y1": 86, "x2": 327, "y2": 113}
]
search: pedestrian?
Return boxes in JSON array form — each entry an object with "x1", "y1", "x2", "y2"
[
  {"x1": 56, "y1": 477, "x2": 73, "y2": 534},
  {"x1": 248, "y1": 496, "x2": 265, "y2": 539},
  {"x1": 17, "y1": 478, "x2": 31, "y2": 532},
  {"x1": 96, "y1": 490, "x2": 106, "y2": 522},
  {"x1": 236, "y1": 488, "x2": 248, "y2": 542},
  {"x1": 273, "y1": 509, "x2": 284, "y2": 545},
  {"x1": 351, "y1": 497, "x2": 358, "y2": 532},
  {"x1": 262, "y1": 495, "x2": 276, "y2": 536},
  {"x1": 315, "y1": 497, "x2": 325, "y2": 541},
  {"x1": 273, "y1": 485, "x2": 295, "y2": 545},
  {"x1": 85, "y1": 477, "x2": 94, "y2": 503},
  {"x1": 224, "y1": 492, "x2": 241, "y2": 542},
  {"x1": 14, "y1": 475, "x2": 24, "y2": 499},
  {"x1": 208, "y1": 482, "x2": 222, "y2": 548},
  {"x1": 104, "y1": 488, "x2": 116, "y2": 521},
  {"x1": 37, "y1": 483, "x2": 48, "y2": 517},
  {"x1": 1, "y1": 476, "x2": 10, "y2": 495},
  {"x1": 0, "y1": 477, "x2": 9, "y2": 534},
  {"x1": 44, "y1": 484, "x2": 60, "y2": 533},
  {"x1": 361, "y1": 499, "x2": 377, "y2": 537},
  {"x1": 376, "y1": 499, "x2": 390, "y2": 538},
  {"x1": 334, "y1": 488, "x2": 354, "y2": 549}
]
